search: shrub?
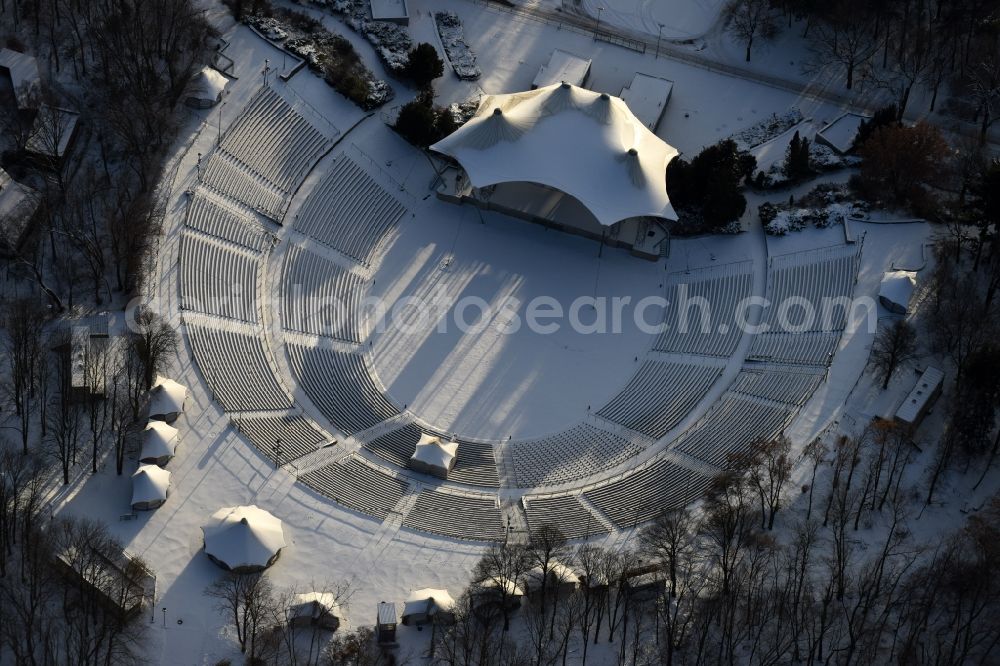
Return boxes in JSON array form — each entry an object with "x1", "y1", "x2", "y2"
[{"x1": 404, "y1": 42, "x2": 444, "y2": 89}]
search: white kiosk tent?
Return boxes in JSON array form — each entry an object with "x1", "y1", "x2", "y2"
[
  {"x1": 131, "y1": 464, "x2": 171, "y2": 510},
  {"x1": 185, "y1": 67, "x2": 228, "y2": 109},
  {"x1": 879, "y1": 270, "x2": 917, "y2": 314},
  {"x1": 410, "y1": 433, "x2": 458, "y2": 478},
  {"x1": 432, "y1": 82, "x2": 678, "y2": 229},
  {"x1": 401, "y1": 588, "x2": 457, "y2": 625},
  {"x1": 202, "y1": 505, "x2": 286, "y2": 572},
  {"x1": 139, "y1": 421, "x2": 179, "y2": 466},
  {"x1": 149, "y1": 376, "x2": 187, "y2": 423},
  {"x1": 524, "y1": 561, "x2": 581, "y2": 595},
  {"x1": 289, "y1": 592, "x2": 343, "y2": 631}
]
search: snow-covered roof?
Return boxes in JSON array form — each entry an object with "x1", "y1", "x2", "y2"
[
  {"x1": 620, "y1": 73, "x2": 673, "y2": 131},
  {"x1": 290, "y1": 592, "x2": 342, "y2": 621},
  {"x1": 816, "y1": 112, "x2": 867, "y2": 154},
  {"x1": 878, "y1": 270, "x2": 916, "y2": 313},
  {"x1": 149, "y1": 376, "x2": 187, "y2": 418},
  {"x1": 532, "y1": 49, "x2": 591, "y2": 89},
  {"x1": 0, "y1": 166, "x2": 38, "y2": 224},
  {"x1": 895, "y1": 367, "x2": 944, "y2": 425},
  {"x1": 202, "y1": 505, "x2": 286, "y2": 571},
  {"x1": 0, "y1": 48, "x2": 40, "y2": 109},
  {"x1": 26, "y1": 105, "x2": 79, "y2": 158},
  {"x1": 431, "y1": 83, "x2": 678, "y2": 226},
  {"x1": 131, "y1": 464, "x2": 170, "y2": 506},
  {"x1": 140, "y1": 421, "x2": 179, "y2": 463},
  {"x1": 410, "y1": 433, "x2": 458, "y2": 473},
  {"x1": 191, "y1": 67, "x2": 228, "y2": 101},
  {"x1": 370, "y1": 0, "x2": 408, "y2": 21},
  {"x1": 402, "y1": 587, "x2": 456, "y2": 621},
  {"x1": 524, "y1": 562, "x2": 580, "y2": 590}
]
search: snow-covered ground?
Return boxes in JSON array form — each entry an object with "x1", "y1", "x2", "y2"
[{"x1": 41, "y1": 5, "x2": 983, "y2": 663}]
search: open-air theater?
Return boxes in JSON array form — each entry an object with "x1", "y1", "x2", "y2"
[{"x1": 432, "y1": 82, "x2": 679, "y2": 259}]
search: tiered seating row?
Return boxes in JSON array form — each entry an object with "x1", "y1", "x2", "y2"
[
  {"x1": 673, "y1": 394, "x2": 792, "y2": 468},
  {"x1": 286, "y1": 344, "x2": 400, "y2": 435},
  {"x1": 300, "y1": 456, "x2": 408, "y2": 520},
  {"x1": 282, "y1": 245, "x2": 366, "y2": 342},
  {"x1": 596, "y1": 360, "x2": 721, "y2": 439},
  {"x1": 509, "y1": 424, "x2": 645, "y2": 488},
  {"x1": 748, "y1": 331, "x2": 841, "y2": 366},
  {"x1": 653, "y1": 264, "x2": 753, "y2": 357},
  {"x1": 293, "y1": 155, "x2": 407, "y2": 265},
  {"x1": 233, "y1": 413, "x2": 331, "y2": 462},
  {"x1": 402, "y1": 490, "x2": 504, "y2": 541},
  {"x1": 219, "y1": 86, "x2": 334, "y2": 194},
  {"x1": 583, "y1": 458, "x2": 710, "y2": 528},
  {"x1": 366, "y1": 423, "x2": 500, "y2": 487},
  {"x1": 180, "y1": 232, "x2": 259, "y2": 323},
  {"x1": 730, "y1": 367, "x2": 824, "y2": 407},
  {"x1": 523, "y1": 495, "x2": 610, "y2": 540},
  {"x1": 762, "y1": 249, "x2": 860, "y2": 332},
  {"x1": 202, "y1": 151, "x2": 287, "y2": 220},
  {"x1": 186, "y1": 323, "x2": 291, "y2": 412},
  {"x1": 185, "y1": 192, "x2": 271, "y2": 252}
]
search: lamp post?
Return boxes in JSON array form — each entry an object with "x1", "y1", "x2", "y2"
[
  {"x1": 218, "y1": 101, "x2": 226, "y2": 146},
  {"x1": 263, "y1": 58, "x2": 270, "y2": 86},
  {"x1": 655, "y1": 23, "x2": 664, "y2": 59},
  {"x1": 274, "y1": 438, "x2": 282, "y2": 469},
  {"x1": 594, "y1": 7, "x2": 604, "y2": 39}
]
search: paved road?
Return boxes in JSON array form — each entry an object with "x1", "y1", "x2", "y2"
[{"x1": 469, "y1": 0, "x2": 999, "y2": 146}]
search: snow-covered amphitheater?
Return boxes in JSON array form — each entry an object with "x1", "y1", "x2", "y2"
[{"x1": 164, "y1": 75, "x2": 864, "y2": 546}]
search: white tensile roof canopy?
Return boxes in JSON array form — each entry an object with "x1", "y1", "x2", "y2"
[
  {"x1": 149, "y1": 376, "x2": 187, "y2": 418},
  {"x1": 140, "y1": 420, "x2": 179, "y2": 464},
  {"x1": 202, "y1": 505, "x2": 286, "y2": 571},
  {"x1": 879, "y1": 270, "x2": 917, "y2": 313},
  {"x1": 402, "y1": 588, "x2": 456, "y2": 624},
  {"x1": 410, "y1": 433, "x2": 458, "y2": 476},
  {"x1": 431, "y1": 82, "x2": 679, "y2": 227},
  {"x1": 131, "y1": 464, "x2": 170, "y2": 508}
]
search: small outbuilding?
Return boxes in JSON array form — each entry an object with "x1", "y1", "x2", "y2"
[
  {"x1": 878, "y1": 270, "x2": 917, "y2": 314},
  {"x1": 185, "y1": 67, "x2": 228, "y2": 109},
  {"x1": 0, "y1": 166, "x2": 39, "y2": 256},
  {"x1": 815, "y1": 112, "x2": 869, "y2": 155},
  {"x1": 472, "y1": 577, "x2": 525, "y2": 611},
  {"x1": 140, "y1": 421, "x2": 179, "y2": 466},
  {"x1": 410, "y1": 433, "x2": 458, "y2": 479},
  {"x1": 531, "y1": 49, "x2": 591, "y2": 89},
  {"x1": 130, "y1": 464, "x2": 171, "y2": 511},
  {"x1": 376, "y1": 601, "x2": 398, "y2": 645},
  {"x1": 401, "y1": 588, "x2": 457, "y2": 626},
  {"x1": 149, "y1": 376, "x2": 187, "y2": 423},
  {"x1": 0, "y1": 47, "x2": 41, "y2": 109},
  {"x1": 202, "y1": 505, "x2": 286, "y2": 573},
  {"x1": 895, "y1": 367, "x2": 944, "y2": 428},
  {"x1": 619, "y1": 73, "x2": 673, "y2": 132},
  {"x1": 289, "y1": 592, "x2": 343, "y2": 631},
  {"x1": 524, "y1": 561, "x2": 580, "y2": 596}
]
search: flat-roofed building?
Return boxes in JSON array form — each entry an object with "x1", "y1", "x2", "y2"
[
  {"x1": 620, "y1": 73, "x2": 673, "y2": 132},
  {"x1": 532, "y1": 49, "x2": 591, "y2": 89}
]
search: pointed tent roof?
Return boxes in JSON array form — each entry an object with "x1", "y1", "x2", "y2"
[
  {"x1": 879, "y1": 270, "x2": 917, "y2": 313},
  {"x1": 192, "y1": 66, "x2": 227, "y2": 100},
  {"x1": 431, "y1": 82, "x2": 678, "y2": 226},
  {"x1": 202, "y1": 505, "x2": 286, "y2": 571},
  {"x1": 411, "y1": 433, "x2": 458, "y2": 473},
  {"x1": 149, "y1": 376, "x2": 186, "y2": 417},
  {"x1": 131, "y1": 464, "x2": 170, "y2": 506},
  {"x1": 140, "y1": 421, "x2": 179, "y2": 463},
  {"x1": 290, "y1": 592, "x2": 342, "y2": 622},
  {"x1": 403, "y1": 587, "x2": 456, "y2": 616}
]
